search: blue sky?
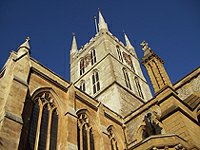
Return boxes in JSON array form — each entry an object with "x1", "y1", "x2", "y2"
[{"x1": 0, "y1": 0, "x2": 199, "y2": 85}]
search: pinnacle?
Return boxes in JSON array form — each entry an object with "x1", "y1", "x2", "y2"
[
  {"x1": 98, "y1": 10, "x2": 108, "y2": 31},
  {"x1": 19, "y1": 36, "x2": 30, "y2": 50},
  {"x1": 71, "y1": 33, "x2": 78, "y2": 54}
]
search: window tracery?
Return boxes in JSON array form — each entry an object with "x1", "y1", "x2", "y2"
[
  {"x1": 107, "y1": 126, "x2": 118, "y2": 150},
  {"x1": 27, "y1": 92, "x2": 58, "y2": 150},
  {"x1": 77, "y1": 113, "x2": 95, "y2": 150}
]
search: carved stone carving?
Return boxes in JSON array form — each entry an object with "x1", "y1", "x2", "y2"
[{"x1": 176, "y1": 76, "x2": 200, "y2": 100}]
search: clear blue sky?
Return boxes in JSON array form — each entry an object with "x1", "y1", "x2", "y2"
[{"x1": 0, "y1": 0, "x2": 199, "y2": 84}]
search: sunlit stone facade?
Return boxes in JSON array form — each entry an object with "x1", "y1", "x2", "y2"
[{"x1": 0, "y1": 11, "x2": 199, "y2": 150}]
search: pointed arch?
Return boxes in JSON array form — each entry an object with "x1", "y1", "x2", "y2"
[
  {"x1": 80, "y1": 58, "x2": 85, "y2": 75},
  {"x1": 30, "y1": 87, "x2": 65, "y2": 114},
  {"x1": 134, "y1": 77, "x2": 144, "y2": 99},
  {"x1": 116, "y1": 45, "x2": 123, "y2": 62},
  {"x1": 25, "y1": 87, "x2": 63, "y2": 150},
  {"x1": 76, "y1": 109, "x2": 100, "y2": 150},
  {"x1": 122, "y1": 68, "x2": 131, "y2": 90},
  {"x1": 107, "y1": 125, "x2": 124, "y2": 150},
  {"x1": 91, "y1": 48, "x2": 97, "y2": 65},
  {"x1": 80, "y1": 80, "x2": 86, "y2": 92}
]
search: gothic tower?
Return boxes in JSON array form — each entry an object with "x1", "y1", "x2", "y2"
[{"x1": 70, "y1": 11, "x2": 152, "y2": 116}]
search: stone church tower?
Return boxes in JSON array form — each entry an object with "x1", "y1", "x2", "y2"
[
  {"x1": 0, "y1": 10, "x2": 199, "y2": 150},
  {"x1": 70, "y1": 11, "x2": 152, "y2": 116}
]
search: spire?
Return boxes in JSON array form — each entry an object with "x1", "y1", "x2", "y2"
[
  {"x1": 98, "y1": 10, "x2": 108, "y2": 31},
  {"x1": 17, "y1": 37, "x2": 30, "y2": 56},
  {"x1": 124, "y1": 33, "x2": 136, "y2": 49},
  {"x1": 124, "y1": 33, "x2": 137, "y2": 57},
  {"x1": 70, "y1": 33, "x2": 78, "y2": 54}
]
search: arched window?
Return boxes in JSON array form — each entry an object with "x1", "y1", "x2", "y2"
[
  {"x1": 116, "y1": 46, "x2": 123, "y2": 62},
  {"x1": 122, "y1": 68, "x2": 131, "y2": 90},
  {"x1": 80, "y1": 80, "x2": 86, "y2": 92},
  {"x1": 135, "y1": 77, "x2": 144, "y2": 99},
  {"x1": 107, "y1": 127, "x2": 118, "y2": 150},
  {"x1": 92, "y1": 71, "x2": 100, "y2": 94},
  {"x1": 77, "y1": 113, "x2": 95, "y2": 150},
  {"x1": 27, "y1": 92, "x2": 58, "y2": 150},
  {"x1": 91, "y1": 49, "x2": 96, "y2": 65},
  {"x1": 80, "y1": 58, "x2": 85, "y2": 75}
]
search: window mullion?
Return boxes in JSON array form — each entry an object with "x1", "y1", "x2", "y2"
[
  {"x1": 45, "y1": 107, "x2": 53, "y2": 150},
  {"x1": 79, "y1": 125, "x2": 83, "y2": 150},
  {"x1": 34, "y1": 99, "x2": 44, "y2": 150},
  {"x1": 87, "y1": 126, "x2": 91, "y2": 150}
]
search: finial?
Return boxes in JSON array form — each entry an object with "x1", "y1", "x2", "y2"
[
  {"x1": 26, "y1": 36, "x2": 30, "y2": 41},
  {"x1": 94, "y1": 16, "x2": 98, "y2": 33},
  {"x1": 72, "y1": 32, "x2": 75, "y2": 36},
  {"x1": 71, "y1": 33, "x2": 78, "y2": 54},
  {"x1": 141, "y1": 41, "x2": 151, "y2": 51},
  {"x1": 123, "y1": 29, "x2": 125, "y2": 34}
]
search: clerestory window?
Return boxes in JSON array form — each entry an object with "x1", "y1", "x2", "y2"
[
  {"x1": 27, "y1": 92, "x2": 58, "y2": 150},
  {"x1": 77, "y1": 113, "x2": 95, "y2": 150},
  {"x1": 107, "y1": 127, "x2": 118, "y2": 150}
]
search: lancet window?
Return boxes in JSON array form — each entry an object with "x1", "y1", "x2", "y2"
[
  {"x1": 122, "y1": 68, "x2": 131, "y2": 90},
  {"x1": 80, "y1": 58, "x2": 85, "y2": 75},
  {"x1": 116, "y1": 46, "x2": 123, "y2": 62},
  {"x1": 92, "y1": 70, "x2": 100, "y2": 94},
  {"x1": 91, "y1": 49, "x2": 96, "y2": 65},
  {"x1": 80, "y1": 80, "x2": 86, "y2": 92},
  {"x1": 134, "y1": 77, "x2": 144, "y2": 98},
  {"x1": 77, "y1": 113, "x2": 95, "y2": 150},
  {"x1": 107, "y1": 127, "x2": 118, "y2": 150},
  {"x1": 27, "y1": 92, "x2": 58, "y2": 150}
]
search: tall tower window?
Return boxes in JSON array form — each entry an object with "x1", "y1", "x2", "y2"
[
  {"x1": 116, "y1": 46, "x2": 123, "y2": 62},
  {"x1": 122, "y1": 68, "x2": 131, "y2": 90},
  {"x1": 80, "y1": 80, "x2": 86, "y2": 92},
  {"x1": 77, "y1": 113, "x2": 95, "y2": 150},
  {"x1": 135, "y1": 77, "x2": 144, "y2": 99},
  {"x1": 27, "y1": 92, "x2": 58, "y2": 150},
  {"x1": 91, "y1": 49, "x2": 96, "y2": 65},
  {"x1": 80, "y1": 58, "x2": 85, "y2": 75},
  {"x1": 92, "y1": 70, "x2": 100, "y2": 94}
]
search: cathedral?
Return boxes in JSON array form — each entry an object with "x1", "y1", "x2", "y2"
[{"x1": 0, "y1": 11, "x2": 199, "y2": 150}]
